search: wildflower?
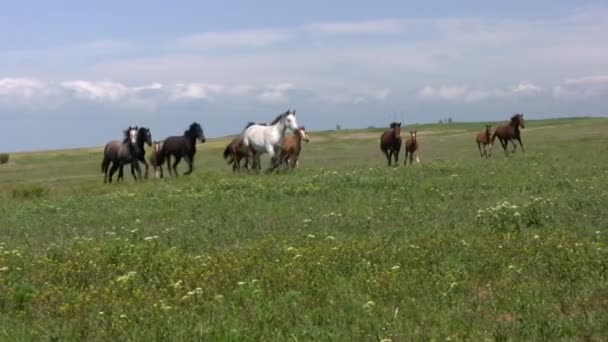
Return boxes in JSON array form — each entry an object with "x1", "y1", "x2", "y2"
[
  {"x1": 99, "y1": 312, "x2": 104, "y2": 315},
  {"x1": 251, "y1": 279, "x2": 260, "y2": 285},
  {"x1": 326, "y1": 235, "x2": 335, "y2": 241},
  {"x1": 391, "y1": 265, "x2": 400, "y2": 271},
  {"x1": 596, "y1": 231, "x2": 601, "y2": 234},
  {"x1": 381, "y1": 339, "x2": 393, "y2": 342},
  {"x1": 286, "y1": 246, "x2": 295, "y2": 252},
  {"x1": 130, "y1": 229, "x2": 138, "y2": 233},
  {"x1": 533, "y1": 235, "x2": 540, "y2": 240},
  {"x1": 172, "y1": 280, "x2": 183, "y2": 289},
  {"x1": 307, "y1": 234, "x2": 316, "y2": 239},
  {"x1": 302, "y1": 219, "x2": 312, "y2": 223},
  {"x1": 363, "y1": 301, "x2": 375, "y2": 309},
  {"x1": 293, "y1": 254, "x2": 303, "y2": 260},
  {"x1": 237, "y1": 282, "x2": 246, "y2": 286},
  {"x1": 214, "y1": 295, "x2": 224, "y2": 301},
  {"x1": 120, "y1": 314, "x2": 128, "y2": 319},
  {"x1": 117, "y1": 271, "x2": 136, "y2": 283},
  {"x1": 135, "y1": 219, "x2": 141, "y2": 224},
  {"x1": 514, "y1": 212, "x2": 521, "y2": 217},
  {"x1": 144, "y1": 236, "x2": 159, "y2": 241},
  {"x1": 0, "y1": 266, "x2": 8, "y2": 272},
  {"x1": 508, "y1": 265, "x2": 515, "y2": 269}
]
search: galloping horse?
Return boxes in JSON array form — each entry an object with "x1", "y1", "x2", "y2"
[
  {"x1": 162, "y1": 122, "x2": 206, "y2": 176},
  {"x1": 380, "y1": 122, "x2": 402, "y2": 166},
  {"x1": 240, "y1": 110, "x2": 299, "y2": 172},
  {"x1": 476, "y1": 124, "x2": 493, "y2": 158},
  {"x1": 404, "y1": 129, "x2": 419, "y2": 165},
  {"x1": 492, "y1": 113, "x2": 525, "y2": 156},
  {"x1": 101, "y1": 127, "x2": 141, "y2": 183},
  {"x1": 149, "y1": 141, "x2": 164, "y2": 179},
  {"x1": 280, "y1": 126, "x2": 310, "y2": 169},
  {"x1": 121, "y1": 127, "x2": 152, "y2": 180},
  {"x1": 223, "y1": 122, "x2": 266, "y2": 172}
]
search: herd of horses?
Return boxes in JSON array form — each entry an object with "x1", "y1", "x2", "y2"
[
  {"x1": 380, "y1": 113, "x2": 525, "y2": 165},
  {"x1": 101, "y1": 110, "x2": 525, "y2": 183}
]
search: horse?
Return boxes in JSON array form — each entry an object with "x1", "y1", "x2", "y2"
[
  {"x1": 149, "y1": 141, "x2": 165, "y2": 179},
  {"x1": 119, "y1": 127, "x2": 152, "y2": 180},
  {"x1": 476, "y1": 124, "x2": 493, "y2": 158},
  {"x1": 491, "y1": 113, "x2": 525, "y2": 156},
  {"x1": 162, "y1": 122, "x2": 206, "y2": 176},
  {"x1": 101, "y1": 127, "x2": 141, "y2": 183},
  {"x1": 279, "y1": 126, "x2": 310, "y2": 169},
  {"x1": 240, "y1": 110, "x2": 299, "y2": 172},
  {"x1": 223, "y1": 122, "x2": 266, "y2": 172},
  {"x1": 404, "y1": 129, "x2": 419, "y2": 165},
  {"x1": 380, "y1": 122, "x2": 402, "y2": 166}
]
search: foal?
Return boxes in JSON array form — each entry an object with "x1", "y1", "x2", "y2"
[
  {"x1": 404, "y1": 129, "x2": 419, "y2": 165},
  {"x1": 380, "y1": 122, "x2": 402, "y2": 166},
  {"x1": 280, "y1": 127, "x2": 310, "y2": 169},
  {"x1": 149, "y1": 141, "x2": 165, "y2": 178},
  {"x1": 476, "y1": 124, "x2": 493, "y2": 158}
]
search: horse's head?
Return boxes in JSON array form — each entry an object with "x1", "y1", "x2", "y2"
[
  {"x1": 390, "y1": 122, "x2": 402, "y2": 139},
  {"x1": 511, "y1": 113, "x2": 525, "y2": 129},
  {"x1": 485, "y1": 124, "x2": 492, "y2": 134},
  {"x1": 188, "y1": 122, "x2": 206, "y2": 143},
  {"x1": 298, "y1": 127, "x2": 310, "y2": 143},
  {"x1": 409, "y1": 129, "x2": 417, "y2": 142},
  {"x1": 125, "y1": 126, "x2": 138, "y2": 146},
  {"x1": 285, "y1": 109, "x2": 299, "y2": 132},
  {"x1": 139, "y1": 127, "x2": 152, "y2": 147}
]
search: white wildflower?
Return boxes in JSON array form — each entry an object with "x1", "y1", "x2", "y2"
[
  {"x1": 144, "y1": 236, "x2": 159, "y2": 241},
  {"x1": 391, "y1": 265, "x2": 400, "y2": 270}
]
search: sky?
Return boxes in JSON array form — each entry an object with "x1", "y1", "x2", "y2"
[{"x1": 1, "y1": 0, "x2": 608, "y2": 152}]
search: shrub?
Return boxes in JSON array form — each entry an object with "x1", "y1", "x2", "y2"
[{"x1": 0, "y1": 153, "x2": 9, "y2": 164}]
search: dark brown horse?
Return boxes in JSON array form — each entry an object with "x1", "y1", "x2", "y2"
[
  {"x1": 492, "y1": 113, "x2": 525, "y2": 155},
  {"x1": 404, "y1": 129, "x2": 419, "y2": 165},
  {"x1": 476, "y1": 124, "x2": 493, "y2": 158},
  {"x1": 380, "y1": 122, "x2": 402, "y2": 166},
  {"x1": 280, "y1": 126, "x2": 310, "y2": 169},
  {"x1": 162, "y1": 122, "x2": 206, "y2": 176},
  {"x1": 101, "y1": 127, "x2": 141, "y2": 183},
  {"x1": 121, "y1": 127, "x2": 152, "y2": 180},
  {"x1": 149, "y1": 141, "x2": 165, "y2": 179}
]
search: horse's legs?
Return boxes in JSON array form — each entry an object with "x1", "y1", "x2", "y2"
[
  {"x1": 130, "y1": 163, "x2": 138, "y2": 181},
  {"x1": 141, "y1": 158, "x2": 149, "y2": 179},
  {"x1": 118, "y1": 165, "x2": 125, "y2": 182},
  {"x1": 409, "y1": 150, "x2": 414, "y2": 164},
  {"x1": 104, "y1": 161, "x2": 111, "y2": 183},
  {"x1": 516, "y1": 137, "x2": 524, "y2": 153},
  {"x1": 172, "y1": 156, "x2": 182, "y2": 176},
  {"x1": 404, "y1": 150, "x2": 409, "y2": 165},
  {"x1": 383, "y1": 149, "x2": 391, "y2": 166},
  {"x1": 165, "y1": 156, "x2": 173, "y2": 177},
  {"x1": 394, "y1": 147, "x2": 400, "y2": 164},
  {"x1": 511, "y1": 139, "x2": 517, "y2": 153},
  {"x1": 133, "y1": 161, "x2": 142, "y2": 180},
  {"x1": 108, "y1": 163, "x2": 120, "y2": 183},
  {"x1": 183, "y1": 154, "x2": 193, "y2": 175},
  {"x1": 477, "y1": 141, "x2": 484, "y2": 158},
  {"x1": 499, "y1": 138, "x2": 509, "y2": 155}
]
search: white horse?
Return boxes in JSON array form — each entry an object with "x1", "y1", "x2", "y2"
[{"x1": 241, "y1": 109, "x2": 299, "y2": 172}]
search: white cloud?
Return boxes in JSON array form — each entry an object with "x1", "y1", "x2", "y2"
[
  {"x1": 0, "y1": 77, "x2": 48, "y2": 99},
  {"x1": 512, "y1": 81, "x2": 542, "y2": 95},
  {"x1": 171, "y1": 83, "x2": 224, "y2": 101},
  {"x1": 302, "y1": 19, "x2": 405, "y2": 35},
  {"x1": 553, "y1": 74, "x2": 608, "y2": 99},
  {"x1": 256, "y1": 83, "x2": 295, "y2": 105},
  {"x1": 418, "y1": 85, "x2": 495, "y2": 102},
  {"x1": 173, "y1": 29, "x2": 291, "y2": 50},
  {"x1": 61, "y1": 81, "x2": 130, "y2": 101},
  {"x1": 563, "y1": 75, "x2": 608, "y2": 86}
]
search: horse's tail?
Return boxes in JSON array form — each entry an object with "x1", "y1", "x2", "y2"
[
  {"x1": 223, "y1": 144, "x2": 235, "y2": 165},
  {"x1": 101, "y1": 154, "x2": 109, "y2": 173}
]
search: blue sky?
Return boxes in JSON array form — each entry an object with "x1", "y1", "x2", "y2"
[{"x1": 1, "y1": 0, "x2": 607, "y2": 151}]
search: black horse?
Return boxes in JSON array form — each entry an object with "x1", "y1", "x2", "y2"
[
  {"x1": 162, "y1": 122, "x2": 206, "y2": 176},
  {"x1": 119, "y1": 127, "x2": 152, "y2": 180},
  {"x1": 101, "y1": 127, "x2": 142, "y2": 183}
]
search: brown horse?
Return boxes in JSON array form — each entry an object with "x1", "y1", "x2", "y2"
[
  {"x1": 380, "y1": 122, "x2": 402, "y2": 166},
  {"x1": 279, "y1": 126, "x2": 310, "y2": 169},
  {"x1": 476, "y1": 124, "x2": 493, "y2": 158},
  {"x1": 149, "y1": 141, "x2": 165, "y2": 179},
  {"x1": 492, "y1": 113, "x2": 525, "y2": 156},
  {"x1": 101, "y1": 127, "x2": 141, "y2": 183},
  {"x1": 162, "y1": 122, "x2": 206, "y2": 176},
  {"x1": 404, "y1": 129, "x2": 419, "y2": 165},
  {"x1": 223, "y1": 122, "x2": 265, "y2": 172}
]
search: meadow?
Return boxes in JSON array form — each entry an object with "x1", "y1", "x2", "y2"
[{"x1": 0, "y1": 117, "x2": 607, "y2": 340}]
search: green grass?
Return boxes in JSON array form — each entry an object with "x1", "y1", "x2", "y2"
[{"x1": 0, "y1": 117, "x2": 607, "y2": 340}]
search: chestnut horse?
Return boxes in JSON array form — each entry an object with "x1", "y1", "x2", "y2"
[
  {"x1": 379, "y1": 122, "x2": 402, "y2": 166},
  {"x1": 279, "y1": 126, "x2": 310, "y2": 169},
  {"x1": 476, "y1": 124, "x2": 493, "y2": 158},
  {"x1": 149, "y1": 141, "x2": 165, "y2": 179},
  {"x1": 404, "y1": 129, "x2": 419, "y2": 165},
  {"x1": 492, "y1": 113, "x2": 525, "y2": 156}
]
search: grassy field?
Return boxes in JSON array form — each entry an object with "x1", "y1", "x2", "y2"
[{"x1": 0, "y1": 117, "x2": 607, "y2": 340}]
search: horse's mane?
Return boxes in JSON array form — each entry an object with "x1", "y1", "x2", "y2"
[
  {"x1": 270, "y1": 110, "x2": 291, "y2": 125},
  {"x1": 122, "y1": 126, "x2": 136, "y2": 143},
  {"x1": 185, "y1": 122, "x2": 201, "y2": 136},
  {"x1": 510, "y1": 113, "x2": 521, "y2": 124}
]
